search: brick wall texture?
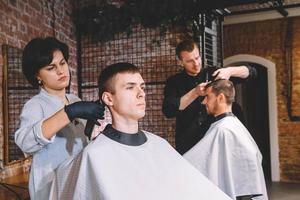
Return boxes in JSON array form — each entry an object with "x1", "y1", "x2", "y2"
[
  {"x1": 1, "y1": 0, "x2": 299, "y2": 184},
  {"x1": 0, "y1": 0, "x2": 77, "y2": 178},
  {"x1": 0, "y1": 0, "x2": 189, "y2": 179},
  {"x1": 224, "y1": 17, "x2": 300, "y2": 182}
]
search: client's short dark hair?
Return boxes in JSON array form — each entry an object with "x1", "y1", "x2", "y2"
[
  {"x1": 98, "y1": 62, "x2": 140, "y2": 99},
  {"x1": 205, "y1": 79, "x2": 235, "y2": 105},
  {"x1": 22, "y1": 37, "x2": 69, "y2": 87}
]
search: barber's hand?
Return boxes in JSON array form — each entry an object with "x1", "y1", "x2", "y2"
[
  {"x1": 212, "y1": 67, "x2": 232, "y2": 80},
  {"x1": 195, "y1": 82, "x2": 209, "y2": 96},
  {"x1": 64, "y1": 101, "x2": 105, "y2": 124}
]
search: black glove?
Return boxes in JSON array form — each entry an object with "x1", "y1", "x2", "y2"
[{"x1": 64, "y1": 101, "x2": 105, "y2": 124}]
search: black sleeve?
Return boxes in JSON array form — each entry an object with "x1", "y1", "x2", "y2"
[
  {"x1": 245, "y1": 63, "x2": 257, "y2": 79},
  {"x1": 162, "y1": 77, "x2": 181, "y2": 118},
  {"x1": 230, "y1": 63, "x2": 257, "y2": 84}
]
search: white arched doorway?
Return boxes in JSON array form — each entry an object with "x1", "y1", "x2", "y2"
[{"x1": 224, "y1": 54, "x2": 280, "y2": 182}]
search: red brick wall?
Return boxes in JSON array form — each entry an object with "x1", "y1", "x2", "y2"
[
  {"x1": 0, "y1": 0, "x2": 77, "y2": 178},
  {"x1": 224, "y1": 17, "x2": 300, "y2": 182}
]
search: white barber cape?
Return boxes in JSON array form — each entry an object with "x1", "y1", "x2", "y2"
[
  {"x1": 184, "y1": 114, "x2": 268, "y2": 200},
  {"x1": 50, "y1": 124, "x2": 231, "y2": 200}
]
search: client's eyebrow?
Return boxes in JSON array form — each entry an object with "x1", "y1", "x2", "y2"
[
  {"x1": 125, "y1": 82, "x2": 146, "y2": 87},
  {"x1": 125, "y1": 82, "x2": 145, "y2": 85},
  {"x1": 126, "y1": 82, "x2": 136, "y2": 85}
]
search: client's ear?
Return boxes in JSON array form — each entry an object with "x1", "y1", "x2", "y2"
[
  {"x1": 218, "y1": 93, "x2": 226, "y2": 103},
  {"x1": 102, "y1": 92, "x2": 113, "y2": 106}
]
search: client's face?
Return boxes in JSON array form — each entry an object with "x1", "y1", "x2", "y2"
[
  {"x1": 202, "y1": 87, "x2": 218, "y2": 116},
  {"x1": 110, "y1": 72, "x2": 146, "y2": 121}
]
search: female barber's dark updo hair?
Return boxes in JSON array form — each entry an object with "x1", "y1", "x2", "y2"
[{"x1": 22, "y1": 37, "x2": 69, "y2": 87}]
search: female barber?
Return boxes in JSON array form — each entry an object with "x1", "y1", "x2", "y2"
[{"x1": 15, "y1": 37, "x2": 104, "y2": 199}]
